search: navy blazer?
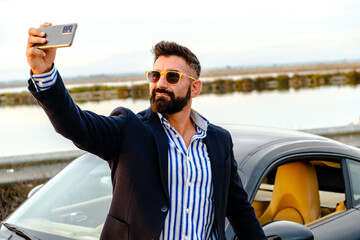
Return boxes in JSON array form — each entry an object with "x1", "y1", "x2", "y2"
[{"x1": 29, "y1": 75, "x2": 266, "y2": 240}]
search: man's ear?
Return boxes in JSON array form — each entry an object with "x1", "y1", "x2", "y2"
[{"x1": 191, "y1": 80, "x2": 202, "y2": 98}]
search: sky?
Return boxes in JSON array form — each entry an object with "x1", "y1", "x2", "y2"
[{"x1": 0, "y1": 0, "x2": 359, "y2": 83}]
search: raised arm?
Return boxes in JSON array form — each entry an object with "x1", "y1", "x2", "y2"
[
  {"x1": 26, "y1": 22, "x2": 56, "y2": 75},
  {"x1": 25, "y1": 23, "x2": 126, "y2": 161}
]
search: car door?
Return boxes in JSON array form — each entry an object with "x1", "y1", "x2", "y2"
[
  {"x1": 250, "y1": 155, "x2": 360, "y2": 239},
  {"x1": 309, "y1": 158, "x2": 360, "y2": 240},
  {"x1": 309, "y1": 208, "x2": 360, "y2": 239},
  {"x1": 227, "y1": 155, "x2": 360, "y2": 239}
]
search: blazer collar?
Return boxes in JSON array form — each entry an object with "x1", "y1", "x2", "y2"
[
  {"x1": 139, "y1": 108, "x2": 170, "y2": 200},
  {"x1": 138, "y1": 108, "x2": 224, "y2": 210}
]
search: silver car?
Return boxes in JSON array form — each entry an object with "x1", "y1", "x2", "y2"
[{"x1": 2, "y1": 125, "x2": 360, "y2": 240}]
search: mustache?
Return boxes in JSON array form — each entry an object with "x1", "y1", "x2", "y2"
[{"x1": 153, "y1": 88, "x2": 175, "y2": 98}]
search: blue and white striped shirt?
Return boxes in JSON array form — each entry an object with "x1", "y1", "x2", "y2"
[
  {"x1": 158, "y1": 112, "x2": 218, "y2": 240},
  {"x1": 30, "y1": 66, "x2": 57, "y2": 91}
]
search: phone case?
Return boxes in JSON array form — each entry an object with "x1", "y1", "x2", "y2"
[{"x1": 37, "y1": 23, "x2": 77, "y2": 49}]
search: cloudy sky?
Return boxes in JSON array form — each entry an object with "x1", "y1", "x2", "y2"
[{"x1": 0, "y1": 0, "x2": 359, "y2": 82}]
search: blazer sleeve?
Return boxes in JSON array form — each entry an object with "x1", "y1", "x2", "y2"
[
  {"x1": 226, "y1": 139, "x2": 267, "y2": 239},
  {"x1": 28, "y1": 73, "x2": 129, "y2": 161}
]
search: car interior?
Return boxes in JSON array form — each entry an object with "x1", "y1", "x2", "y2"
[{"x1": 252, "y1": 159, "x2": 347, "y2": 226}]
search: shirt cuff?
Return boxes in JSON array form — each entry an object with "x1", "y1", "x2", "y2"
[{"x1": 30, "y1": 65, "x2": 58, "y2": 91}]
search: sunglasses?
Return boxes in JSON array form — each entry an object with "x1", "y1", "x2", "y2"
[{"x1": 145, "y1": 70, "x2": 197, "y2": 85}]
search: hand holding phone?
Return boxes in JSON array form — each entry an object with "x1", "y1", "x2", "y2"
[
  {"x1": 37, "y1": 23, "x2": 77, "y2": 49},
  {"x1": 27, "y1": 23, "x2": 76, "y2": 75}
]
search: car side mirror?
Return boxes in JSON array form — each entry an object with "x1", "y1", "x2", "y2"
[
  {"x1": 27, "y1": 184, "x2": 44, "y2": 198},
  {"x1": 263, "y1": 221, "x2": 314, "y2": 240}
]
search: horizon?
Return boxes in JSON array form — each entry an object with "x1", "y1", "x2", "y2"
[{"x1": 1, "y1": 59, "x2": 360, "y2": 86}]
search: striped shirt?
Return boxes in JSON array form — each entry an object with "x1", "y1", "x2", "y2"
[
  {"x1": 30, "y1": 66, "x2": 57, "y2": 91},
  {"x1": 158, "y1": 112, "x2": 218, "y2": 240}
]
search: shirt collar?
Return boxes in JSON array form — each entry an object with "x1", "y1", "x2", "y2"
[{"x1": 157, "y1": 109, "x2": 209, "y2": 132}]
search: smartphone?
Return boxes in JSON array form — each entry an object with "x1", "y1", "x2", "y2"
[{"x1": 37, "y1": 23, "x2": 77, "y2": 49}]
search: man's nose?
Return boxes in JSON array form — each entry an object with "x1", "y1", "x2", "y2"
[{"x1": 156, "y1": 74, "x2": 168, "y2": 88}]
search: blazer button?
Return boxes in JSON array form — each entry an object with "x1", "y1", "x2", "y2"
[{"x1": 161, "y1": 206, "x2": 168, "y2": 213}]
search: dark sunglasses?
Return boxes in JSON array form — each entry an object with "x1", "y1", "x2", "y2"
[{"x1": 145, "y1": 70, "x2": 197, "y2": 85}]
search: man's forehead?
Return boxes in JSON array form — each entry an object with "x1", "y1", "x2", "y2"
[{"x1": 153, "y1": 55, "x2": 188, "y2": 70}]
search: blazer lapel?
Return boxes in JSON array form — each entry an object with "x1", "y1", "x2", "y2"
[
  {"x1": 204, "y1": 126, "x2": 224, "y2": 220},
  {"x1": 141, "y1": 108, "x2": 170, "y2": 200}
]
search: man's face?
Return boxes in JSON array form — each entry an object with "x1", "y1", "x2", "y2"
[{"x1": 149, "y1": 55, "x2": 194, "y2": 114}]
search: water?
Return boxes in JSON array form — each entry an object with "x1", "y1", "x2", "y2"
[{"x1": 1, "y1": 85, "x2": 360, "y2": 157}]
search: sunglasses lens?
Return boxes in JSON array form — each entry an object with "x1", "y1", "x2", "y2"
[
  {"x1": 166, "y1": 72, "x2": 180, "y2": 84},
  {"x1": 148, "y1": 71, "x2": 161, "y2": 83}
]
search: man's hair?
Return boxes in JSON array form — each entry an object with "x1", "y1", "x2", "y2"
[{"x1": 152, "y1": 41, "x2": 201, "y2": 79}]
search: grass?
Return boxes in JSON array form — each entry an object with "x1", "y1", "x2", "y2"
[{"x1": 0, "y1": 179, "x2": 47, "y2": 220}]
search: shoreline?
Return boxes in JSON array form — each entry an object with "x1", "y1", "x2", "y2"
[
  {"x1": 1, "y1": 64, "x2": 359, "y2": 106},
  {"x1": 1, "y1": 61, "x2": 360, "y2": 90}
]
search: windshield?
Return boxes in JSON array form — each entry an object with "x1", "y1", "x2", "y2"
[{"x1": 5, "y1": 154, "x2": 112, "y2": 240}]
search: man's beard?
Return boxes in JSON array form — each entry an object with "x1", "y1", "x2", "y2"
[{"x1": 150, "y1": 85, "x2": 191, "y2": 114}]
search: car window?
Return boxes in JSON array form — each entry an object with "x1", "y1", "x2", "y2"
[
  {"x1": 6, "y1": 154, "x2": 112, "y2": 240},
  {"x1": 346, "y1": 159, "x2": 360, "y2": 206},
  {"x1": 253, "y1": 159, "x2": 346, "y2": 226}
]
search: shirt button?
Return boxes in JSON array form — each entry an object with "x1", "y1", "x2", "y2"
[
  {"x1": 185, "y1": 236, "x2": 188, "y2": 240},
  {"x1": 188, "y1": 182, "x2": 191, "y2": 187},
  {"x1": 161, "y1": 206, "x2": 168, "y2": 213},
  {"x1": 186, "y1": 208, "x2": 190, "y2": 213}
]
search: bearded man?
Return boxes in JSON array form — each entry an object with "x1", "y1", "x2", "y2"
[{"x1": 26, "y1": 23, "x2": 266, "y2": 240}]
